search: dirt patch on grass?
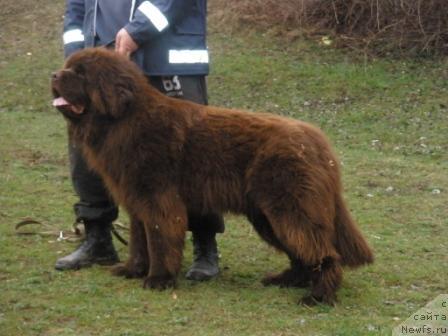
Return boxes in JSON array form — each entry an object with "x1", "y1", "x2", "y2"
[
  {"x1": 1, "y1": 0, "x2": 64, "y2": 61},
  {"x1": 3, "y1": 146, "x2": 66, "y2": 167}
]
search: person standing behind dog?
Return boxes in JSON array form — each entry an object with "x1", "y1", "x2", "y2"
[{"x1": 57, "y1": 0, "x2": 224, "y2": 281}]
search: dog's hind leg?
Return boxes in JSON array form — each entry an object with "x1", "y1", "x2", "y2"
[
  {"x1": 111, "y1": 216, "x2": 149, "y2": 278},
  {"x1": 140, "y1": 189, "x2": 188, "y2": 290},
  {"x1": 263, "y1": 209, "x2": 342, "y2": 305},
  {"x1": 247, "y1": 206, "x2": 311, "y2": 288},
  {"x1": 301, "y1": 256, "x2": 342, "y2": 306}
]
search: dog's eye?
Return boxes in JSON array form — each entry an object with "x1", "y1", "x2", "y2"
[{"x1": 73, "y1": 64, "x2": 86, "y2": 76}]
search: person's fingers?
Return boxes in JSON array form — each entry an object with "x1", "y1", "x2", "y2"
[
  {"x1": 115, "y1": 32, "x2": 121, "y2": 53},
  {"x1": 115, "y1": 30, "x2": 127, "y2": 56},
  {"x1": 114, "y1": 29, "x2": 137, "y2": 58}
]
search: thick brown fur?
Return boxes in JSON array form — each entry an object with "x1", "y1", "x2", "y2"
[{"x1": 51, "y1": 48, "x2": 373, "y2": 305}]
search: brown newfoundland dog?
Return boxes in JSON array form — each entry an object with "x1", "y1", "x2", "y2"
[{"x1": 51, "y1": 48, "x2": 373, "y2": 305}]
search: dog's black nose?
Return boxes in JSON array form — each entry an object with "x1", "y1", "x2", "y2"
[{"x1": 51, "y1": 72, "x2": 59, "y2": 80}]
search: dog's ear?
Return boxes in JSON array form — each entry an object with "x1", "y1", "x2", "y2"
[{"x1": 90, "y1": 73, "x2": 136, "y2": 119}]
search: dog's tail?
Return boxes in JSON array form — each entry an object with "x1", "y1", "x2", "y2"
[{"x1": 334, "y1": 194, "x2": 374, "y2": 268}]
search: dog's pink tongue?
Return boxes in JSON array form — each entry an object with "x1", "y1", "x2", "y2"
[
  {"x1": 53, "y1": 97, "x2": 69, "y2": 107},
  {"x1": 52, "y1": 97, "x2": 84, "y2": 114}
]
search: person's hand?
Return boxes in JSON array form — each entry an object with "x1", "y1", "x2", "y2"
[{"x1": 115, "y1": 28, "x2": 138, "y2": 57}]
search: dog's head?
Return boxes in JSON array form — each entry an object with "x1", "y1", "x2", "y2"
[{"x1": 51, "y1": 48, "x2": 142, "y2": 121}]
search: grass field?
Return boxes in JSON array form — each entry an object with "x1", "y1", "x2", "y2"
[{"x1": 1, "y1": 1, "x2": 447, "y2": 335}]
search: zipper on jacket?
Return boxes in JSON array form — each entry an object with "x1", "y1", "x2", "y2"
[
  {"x1": 93, "y1": 0, "x2": 98, "y2": 37},
  {"x1": 130, "y1": 0, "x2": 136, "y2": 21}
]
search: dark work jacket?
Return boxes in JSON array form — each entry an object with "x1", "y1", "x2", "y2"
[{"x1": 63, "y1": 0, "x2": 209, "y2": 76}]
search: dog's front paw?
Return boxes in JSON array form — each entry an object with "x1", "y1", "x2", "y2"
[{"x1": 143, "y1": 274, "x2": 176, "y2": 290}]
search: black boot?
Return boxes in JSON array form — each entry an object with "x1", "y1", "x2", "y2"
[
  {"x1": 186, "y1": 230, "x2": 219, "y2": 281},
  {"x1": 55, "y1": 221, "x2": 119, "y2": 270}
]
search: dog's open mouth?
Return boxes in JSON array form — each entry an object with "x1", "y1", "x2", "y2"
[{"x1": 52, "y1": 96, "x2": 85, "y2": 115}]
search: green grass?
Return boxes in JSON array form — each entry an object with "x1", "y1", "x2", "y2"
[{"x1": 1, "y1": 1, "x2": 447, "y2": 335}]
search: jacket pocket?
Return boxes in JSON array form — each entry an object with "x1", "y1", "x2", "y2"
[{"x1": 173, "y1": 14, "x2": 205, "y2": 35}]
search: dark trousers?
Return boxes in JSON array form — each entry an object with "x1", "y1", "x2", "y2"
[{"x1": 69, "y1": 75, "x2": 224, "y2": 233}]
